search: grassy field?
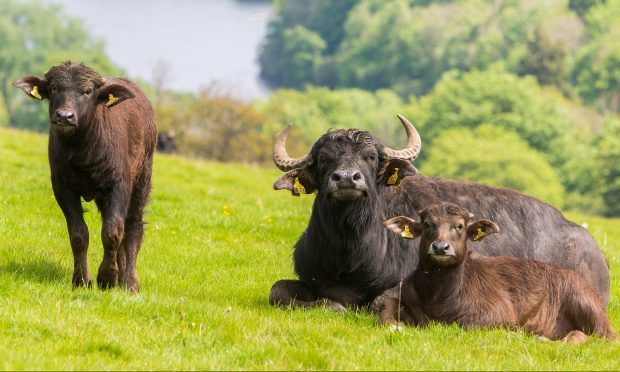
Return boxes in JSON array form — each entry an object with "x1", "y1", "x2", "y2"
[{"x1": 0, "y1": 127, "x2": 619, "y2": 370}]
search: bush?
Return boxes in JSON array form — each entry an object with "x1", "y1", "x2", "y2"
[{"x1": 420, "y1": 125, "x2": 566, "y2": 208}]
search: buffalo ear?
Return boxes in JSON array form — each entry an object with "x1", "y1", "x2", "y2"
[
  {"x1": 467, "y1": 219, "x2": 500, "y2": 242},
  {"x1": 380, "y1": 159, "x2": 418, "y2": 187},
  {"x1": 13, "y1": 76, "x2": 48, "y2": 100},
  {"x1": 384, "y1": 216, "x2": 421, "y2": 239},
  {"x1": 273, "y1": 168, "x2": 317, "y2": 197},
  {"x1": 97, "y1": 84, "x2": 135, "y2": 108}
]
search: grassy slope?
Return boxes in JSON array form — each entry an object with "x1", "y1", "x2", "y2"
[{"x1": 0, "y1": 127, "x2": 619, "y2": 370}]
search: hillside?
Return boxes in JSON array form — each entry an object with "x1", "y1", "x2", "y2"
[{"x1": 0, "y1": 128, "x2": 618, "y2": 369}]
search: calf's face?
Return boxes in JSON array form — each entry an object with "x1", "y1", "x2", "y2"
[
  {"x1": 14, "y1": 62, "x2": 134, "y2": 136},
  {"x1": 384, "y1": 203, "x2": 500, "y2": 267},
  {"x1": 272, "y1": 115, "x2": 422, "y2": 202}
]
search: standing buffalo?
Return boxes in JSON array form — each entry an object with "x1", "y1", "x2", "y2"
[
  {"x1": 14, "y1": 61, "x2": 157, "y2": 291},
  {"x1": 269, "y1": 115, "x2": 609, "y2": 310}
]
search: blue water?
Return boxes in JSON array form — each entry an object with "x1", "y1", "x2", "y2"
[{"x1": 44, "y1": 0, "x2": 273, "y2": 99}]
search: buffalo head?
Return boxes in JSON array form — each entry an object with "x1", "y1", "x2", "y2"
[
  {"x1": 384, "y1": 202, "x2": 500, "y2": 267},
  {"x1": 14, "y1": 61, "x2": 134, "y2": 136},
  {"x1": 273, "y1": 115, "x2": 422, "y2": 202}
]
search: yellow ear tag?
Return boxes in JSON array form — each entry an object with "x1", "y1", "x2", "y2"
[
  {"x1": 473, "y1": 228, "x2": 485, "y2": 241},
  {"x1": 387, "y1": 167, "x2": 400, "y2": 185},
  {"x1": 293, "y1": 177, "x2": 306, "y2": 195},
  {"x1": 401, "y1": 224, "x2": 414, "y2": 239},
  {"x1": 30, "y1": 86, "x2": 42, "y2": 100},
  {"x1": 106, "y1": 93, "x2": 119, "y2": 107}
]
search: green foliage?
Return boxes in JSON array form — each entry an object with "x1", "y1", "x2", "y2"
[
  {"x1": 569, "y1": 0, "x2": 605, "y2": 19},
  {"x1": 0, "y1": 0, "x2": 122, "y2": 131},
  {"x1": 420, "y1": 125, "x2": 565, "y2": 208},
  {"x1": 1, "y1": 128, "x2": 619, "y2": 369},
  {"x1": 256, "y1": 86, "x2": 405, "y2": 151},
  {"x1": 260, "y1": 0, "x2": 573, "y2": 96},
  {"x1": 571, "y1": 28, "x2": 620, "y2": 112},
  {"x1": 595, "y1": 116, "x2": 620, "y2": 216},
  {"x1": 279, "y1": 26, "x2": 326, "y2": 87},
  {"x1": 258, "y1": 0, "x2": 358, "y2": 88},
  {"x1": 406, "y1": 70, "x2": 570, "y2": 163},
  {"x1": 518, "y1": 26, "x2": 568, "y2": 90}
]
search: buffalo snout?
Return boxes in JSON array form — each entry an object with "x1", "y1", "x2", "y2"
[
  {"x1": 327, "y1": 167, "x2": 367, "y2": 201},
  {"x1": 52, "y1": 109, "x2": 77, "y2": 126}
]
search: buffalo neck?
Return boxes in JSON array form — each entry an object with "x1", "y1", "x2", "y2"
[{"x1": 413, "y1": 250, "x2": 469, "y2": 303}]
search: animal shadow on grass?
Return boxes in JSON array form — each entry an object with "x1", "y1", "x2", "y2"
[{"x1": 0, "y1": 257, "x2": 67, "y2": 284}]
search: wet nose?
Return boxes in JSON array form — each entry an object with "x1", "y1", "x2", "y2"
[
  {"x1": 331, "y1": 170, "x2": 363, "y2": 187},
  {"x1": 432, "y1": 241, "x2": 450, "y2": 255},
  {"x1": 55, "y1": 110, "x2": 75, "y2": 120}
]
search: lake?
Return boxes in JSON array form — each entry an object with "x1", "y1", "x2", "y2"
[{"x1": 44, "y1": 0, "x2": 273, "y2": 99}]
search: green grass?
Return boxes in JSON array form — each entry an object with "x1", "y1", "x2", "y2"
[{"x1": 0, "y1": 127, "x2": 619, "y2": 370}]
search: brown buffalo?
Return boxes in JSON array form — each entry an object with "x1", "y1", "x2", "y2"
[
  {"x1": 378, "y1": 202, "x2": 615, "y2": 344},
  {"x1": 14, "y1": 61, "x2": 157, "y2": 291}
]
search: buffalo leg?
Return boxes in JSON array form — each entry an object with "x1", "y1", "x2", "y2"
[
  {"x1": 269, "y1": 280, "x2": 348, "y2": 311},
  {"x1": 55, "y1": 188, "x2": 91, "y2": 287},
  {"x1": 96, "y1": 187, "x2": 129, "y2": 289},
  {"x1": 119, "y1": 163, "x2": 152, "y2": 292}
]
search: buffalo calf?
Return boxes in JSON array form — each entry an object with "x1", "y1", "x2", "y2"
[
  {"x1": 14, "y1": 61, "x2": 157, "y2": 291},
  {"x1": 378, "y1": 203, "x2": 615, "y2": 344}
]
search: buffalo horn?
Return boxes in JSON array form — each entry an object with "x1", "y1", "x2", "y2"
[
  {"x1": 383, "y1": 114, "x2": 422, "y2": 161},
  {"x1": 272, "y1": 124, "x2": 313, "y2": 171}
]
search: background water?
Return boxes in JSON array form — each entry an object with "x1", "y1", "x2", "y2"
[{"x1": 44, "y1": 0, "x2": 273, "y2": 99}]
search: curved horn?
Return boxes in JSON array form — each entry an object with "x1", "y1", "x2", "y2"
[
  {"x1": 383, "y1": 114, "x2": 422, "y2": 160},
  {"x1": 272, "y1": 124, "x2": 313, "y2": 171}
]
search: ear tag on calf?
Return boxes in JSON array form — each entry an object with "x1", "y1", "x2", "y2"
[
  {"x1": 473, "y1": 228, "x2": 485, "y2": 241},
  {"x1": 401, "y1": 224, "x2": 414, "y2": 239},
  {"x1": 30, "y1": 86, "x2": 42, "y2": 100},
  {"x1": 293, "y1": 177, "x2": 306, "y2": 195},
  {"x1": 387, "y1": 167, "x2": 400, "y2": 185},
  {"x1": 106, "y1": 93, "x2": 119, "y2": 107}
]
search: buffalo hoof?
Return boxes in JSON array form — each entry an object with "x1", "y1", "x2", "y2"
[
  {"x1": 97, "y1": 265, "x2": 118, "y2": 290},
  {"x1": 72, "y1": 270, "x2": 92, "y2": 288},
  {"x1": 562, "y1": 330, "x2": 589, "y2": 345},
  {"x1": 120, "y1": 273, "x2": 140, "y2": 293},
  {"x1": 329, "y1": 300, "x2": 347, "y2": 313}
]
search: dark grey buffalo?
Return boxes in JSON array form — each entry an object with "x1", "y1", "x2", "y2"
[{"x1": 269, "y1": 115, "x2": 609, "y2": 310}]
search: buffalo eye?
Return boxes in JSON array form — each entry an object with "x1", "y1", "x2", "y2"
[
  {"x1": 367, "y1": 154, "x2": 376, "y2": 162},
  {"x1": 457, "y1": 223, "x2": 464, "y2": 230},
  {"x1": 49, "y1": 84, "x2": 57, "y2": 93},
  {"x1": 82, "y1": 88, "x2": 92, "y2": 96}
]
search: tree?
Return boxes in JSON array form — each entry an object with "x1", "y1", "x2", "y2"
[
  {"x1": 421, "y1": 125, "x2": 566, "y2": 208},
  {"x1": 0, "y1": 0, "x2": 122, "y2": 131},
  {"x1": 595, "y1": 116, "x2": 620, "y2": 216},
  {"x1": 404, "y1": 70, "x2": 570, "y2": 164},
  {"x1": 256, "y1": 86, "x2": 404, "y2": 151},
  {"x1": 518, "y1": 26, "x2": 568, "y2": 90},
  {"x1": 569, "y1": 0, "x2": 605, "y2": 19},
  {"x1": 571, "y1": 31, "x2": 620, "y2": 113},
  {"x1": 180, "y1": 91, "x2": 271, "y2": 163}
]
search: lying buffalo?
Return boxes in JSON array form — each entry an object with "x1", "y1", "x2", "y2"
[
  {"x1": 379, "y1": 203, "x2": 614, "y2": 344},
  {"x1": 269, "y1": 115, "x2": 609, "y2": 310},
  {"x1": 14, "y1": 61, "x2": 157, "y2": 291}
]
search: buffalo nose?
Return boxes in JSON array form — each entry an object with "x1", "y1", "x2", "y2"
[
  {"x1": 55, "y1": 110, "x2": 75, "y2": 120},
  {"x1": 432, "y1": 241, "x2": 450, "y2": 255},
  {"x1": 331, "y1": 170, "x2": 363, "y2": 185}
]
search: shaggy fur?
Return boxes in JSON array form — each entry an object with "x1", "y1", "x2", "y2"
[
  {"x1": 377, "y1": 203, "x2": 615, "y2": 344},
  {"x1": 270, "y1": 127, "x2": 610, "y2": 310},
  {"x1": 14, "y1": 62, "x2": 157, "y2": 291}
]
